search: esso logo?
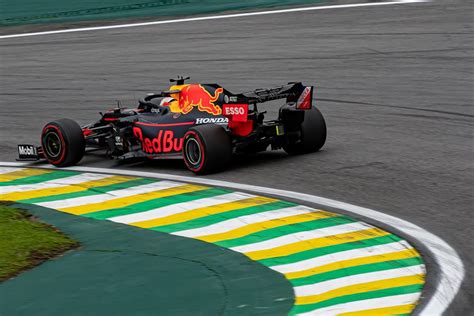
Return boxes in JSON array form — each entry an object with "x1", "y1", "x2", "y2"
[
  {"x1": 224, "y1": 106, "x2": 245, "y2": 115},
  {"x1": 223, "y1": 104, "x2": 248, "y2": 122}
]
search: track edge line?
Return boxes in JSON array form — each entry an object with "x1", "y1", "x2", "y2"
[{"x1": 0, "y1": 161, "x2": 462, "y2": 315}]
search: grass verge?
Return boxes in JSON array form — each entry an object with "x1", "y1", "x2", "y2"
[{"x1": 0, "y1": 201, "x2": 79, "y2": 281}]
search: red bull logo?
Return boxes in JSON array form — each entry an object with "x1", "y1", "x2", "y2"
[
  {"x1": 177, "y1": 84, "x2": 223, "y2": 115},
  {"x1": 133, "y1": 127, "x2": 183, "y2": 154}
]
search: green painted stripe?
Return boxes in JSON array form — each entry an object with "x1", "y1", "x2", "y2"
[
  {"x1": 289, "y1": 284, "x2": 423, "y2": 315},
  {"x1": 215, "y1": 215, "x2": 356, "y2": 248},
  {"x1": 84, "y1": 187, "x2": 233, "y2": 220},
  {"x1": 259, "y1": 234, "x2": 403, "y2": 267},
  {"x1": 290, "y1": 257, "x2": 423, "y2": 287},
  {"x1": 0, "y1": 170, "x2": 80, "y2": 187},
  {"x1": 151, "y1": 201, "x2": 297, "y2": 233},
  {"x1": 19, "y1": 178, "x2": 158, "y2": 203}
]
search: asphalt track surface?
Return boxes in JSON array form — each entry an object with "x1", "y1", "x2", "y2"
[{"x1": 0, "y1": 0, "x2": 473, "y2": 314}]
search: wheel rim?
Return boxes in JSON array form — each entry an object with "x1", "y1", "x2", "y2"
[
  {"x1": 43, "y1": 130, "x2": 62, "y2": 159},
  {"x1": 185, "y1": 138, "x2": 201, "y2": 166}
]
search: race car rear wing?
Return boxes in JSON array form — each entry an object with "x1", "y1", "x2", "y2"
[
  {"x1": 222, "y1": 82, "x2": 314, "y2": 137},
  {"x1": 238, "y1": 82, "x2": 313, "y2": 109}
]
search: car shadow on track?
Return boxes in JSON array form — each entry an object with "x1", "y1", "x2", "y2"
[
  {"x1": 25, "y1": 148, "x2": 329, "y2": 175},
  {"x1": 116, "y1": 150, "x2": 329, "y2": 174},
  {"x1": 116, "y1": 150, "x2": 293, "y2": 173}
]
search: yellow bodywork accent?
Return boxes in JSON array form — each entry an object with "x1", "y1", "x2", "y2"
[
  {"x1": 166, "y1": 84, "x2": 188, "y2": 113},
  {"x1": 276, "y1": 125, "x2": 285, "y2": 136}
]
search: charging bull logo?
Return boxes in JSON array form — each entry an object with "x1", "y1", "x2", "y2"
[{"x1": 178, "y1": 84, "x2": 223, "y2": 115}]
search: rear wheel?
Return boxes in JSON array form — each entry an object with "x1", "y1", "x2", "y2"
[
  {"x1": 41, "y1": 118, "x2": 85, "y2": 167},
  {"x1": 183, "y1": 124, "x2": 232, "y2": 174},
  {"x1": 283, "y1": 108, "x2": 326, "y2": 154}
]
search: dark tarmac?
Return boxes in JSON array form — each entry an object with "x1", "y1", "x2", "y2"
[{"x1": 0, "y1": 0, "x2": 472, "y2": 313}]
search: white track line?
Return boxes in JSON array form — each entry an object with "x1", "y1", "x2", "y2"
[
  {"x1": 296, "y1": 292, "x2": 421, "y2": 316},
  {"x1": 294, "y1": 265, "x2": 425, "y2": 297},
  {"x1": 174, "y1": 205, "x2": 316, "y2": 238},
  {"x1": 0, "y1": 173, "x2": 112, "y2": 194},
  {"x1": 0, "y1": 162, "x2": 463, "y2": 315},
  {"x1": 110, "y1": 191, "x2": 254, "y2": 224},
  {"x1": 231, "y1": 222, "x2": 368, "y2": 253},
  {"x1": 36, "y1": 180, "x2": 183, "y2": 209},
  {"x1": 273, "y1": 241, "x2": 414, "y2": 273},
  {"x1": 0, "y1": 0, "x2": 429, "y2": 40},
  {"x1": 0, "y1": 167, "x2": 25, "y2": 174}
]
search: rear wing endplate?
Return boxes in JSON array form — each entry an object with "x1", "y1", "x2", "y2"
[{"x1": 238, "y1": 82, "x2": 314, "y2": 109}]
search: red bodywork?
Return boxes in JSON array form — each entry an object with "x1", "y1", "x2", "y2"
[{"x1": 223, "y1": 104, "x2": 253, "y2": 137}]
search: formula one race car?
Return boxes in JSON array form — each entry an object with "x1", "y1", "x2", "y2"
[{"x1": 18, "y1": 77, "x2": 326, "y2": 174}]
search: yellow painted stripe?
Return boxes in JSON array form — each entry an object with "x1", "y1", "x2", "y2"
[
  {"x1": 132, "y1": 196, "x2": 278, "y2": 228},
  {"x1": 339, "y1": 303, "x2": 415, "y2": 315},
  {"x1": 285, "y1": 249, "x2": 420, "y2": 279},
  {"x1": 0, "y1": 168, "x2": 52, "y2": 182},
  {"x1": 60, "y1": 184, "x2": 208, "y2": 215},
  {"x1": 295, "y1": 274, "x2": 425, "y2": 305},
  {"x1": 245, "y1": 227, "x2": 390, "y2": 261},
  {"x1": 197, "y1": 210, "x2": 336, "y2": 243},
  {"x1": 0, "y1": 175, "x2": 136, "y2": 201}
]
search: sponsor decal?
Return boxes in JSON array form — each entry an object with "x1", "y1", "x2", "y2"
[
  {"x1": 115, "y1": 136, "x2": 122, "y2": 146},
  {"x1": 195, "y1": 117, "x2": 229, "y2": 124},
  {"x1": 18, "y1": 145, "x2": 37, "y2": 156},
  {"x1": 18, "y1": 144, "x2": 39, "y2": 160},
  {"x1": 296, "y1": 86, "x2": 313, "y2": 109},
  {"x1": 177, "y1": 84, "x2": 223, "y2": 115},
  {"x1": 133, "y1": 127, "x2": 183, "y2": 154},
  {"x1": 223, "y1": 104, "x2": 248, "y2": 122}
]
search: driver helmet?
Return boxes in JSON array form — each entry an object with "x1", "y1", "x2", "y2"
[{"x1": 160, "y1": 97, "x2": 176, "y2": 107}]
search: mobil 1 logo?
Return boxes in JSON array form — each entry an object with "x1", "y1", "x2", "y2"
[{"x1": 18, "y1": 145, "x2": 39, "y2": 160}]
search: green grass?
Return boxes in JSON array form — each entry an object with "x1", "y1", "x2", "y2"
[{"x1": 0, "y1": 202, "x2": 79, "y2": 281}]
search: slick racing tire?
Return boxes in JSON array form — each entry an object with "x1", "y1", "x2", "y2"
[
  {"x1": 183, "y1": 124, "x2": 232, "y2": 175},
  {"x1": 41, "y1": 118, "x2": 85, "y2": 167},
  {"x1": 283, "y1": 108, "x2": 326, "y2": 155}
]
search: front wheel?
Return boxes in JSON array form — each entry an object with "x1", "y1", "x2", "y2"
[
  {"x1": 283, "y1": 108, "x2": 327, "y2": 155},
  {"x1": 41, "y1": 118, "x2": 85, "y2": 167},
  {"x1": 183, "y1": 124, "x2": 232, "y2": 174}
]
